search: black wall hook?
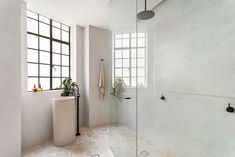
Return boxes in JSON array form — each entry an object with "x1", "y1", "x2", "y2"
[
  {"x1": 160, "y1": 94, "x2": 166, "y2": 101},
  {"x1": 226, "y1": 103, "x2": 234, "y2": 113}
]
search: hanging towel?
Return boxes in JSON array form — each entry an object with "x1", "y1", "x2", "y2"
[{"x1": 99, "y1": 60, "x2": 105, "y2": 99}]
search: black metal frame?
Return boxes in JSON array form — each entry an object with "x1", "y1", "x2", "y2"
[{"x1": 27, "y1": 10, "x2": 71, "y2": 91}]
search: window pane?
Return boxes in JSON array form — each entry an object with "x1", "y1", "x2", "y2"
[
  {"x1": 27, "y1": 49, "x2": 38, "y2": 62},
  {"x1": 123, "y1": 78, "x2": 130, "y2": 86},
  {"x1": 115, "y1": 69, "x2": 122, "y2": 77},
  {"x1": 123, "y1": 59, "x2": 129, "y2": 67},
  {"x1": 115, "y1": 39, "x2": 122, "y2": 48},
  {"x1": 62, "y1": 24, "x2": 69, "y2": 31},
  {"x1": 123, "y1": 68, "x2": 130, "y2": 77},
  {"x1": 138, "y1": 68, "x2": 145, "y2": 76},
  {"x1": 52, "y1": 21, "x2": 61, "y2": 28},
  {"x1": 115, "y1": 50, "x2": 122, "y2": 58},
  {"x1": 53, "y1": 66, "x2": 61, "y2": 77},
  {"x1": 138, "y1": 48, "x2": 145, "y2": 57},
  {"x1": 123, "y1": 39, "x2": 129, "y2": 47},
  {"x1": 138, "y1": 58, "x2": 145, "y2": 67},
  {"x1": 115, "y1": 34, "x2": 122, "y2": 38},
  {"x1": 53, "y1": 78, "x2": 61, "y2": 89},
  {"x1": 62, "y1": 31, "x2": 69, "y2": 42},
  {"x1": 62, "y1": 44, "x2": 69, "y2": 55},
  {"x1": 27, "y1": 11, "x2": 38, "y2": 20},
  {"x1": 123, "y1": 34, "x2": 129, "y2": 38},
  {"x1": 28, "y1": 78, "x2": 38, "y2": 91},
  {"x1": 138, "y1": 38, "x2": 145, "y2": 47},
  {"x1": 131, "y1": 33, "x2": 136, "y2": 38},
  {"x1": 40, "y1": 78, "x2": 50, "y2": 90},
  {"x1": 53, "y1": 27, "x2": 61, "y2": 40},
  {"x1": 53, "y1": 41, "x2": 61, "y2": 53},
  {"x1": 131, "y1": 68, "x2": 136, "y2": 77},
  {"x1": 40, "y1": 51, "x2": 50, "y2": 64},
  {"x1": 138, "y1": 33, "x2": 145, "y2": 38},
  {"x1": 138, "y1": 77, "x2": 145, "y2": 86},
  {"x1": 39, "y1": 15, "x2": 49, "y2": 24},
  {"x1": 131, "y1": 38, "x2": 136, "y2": 47},
  {"x1": 40, "y1": 64, "x2": 50, "y2": 77},
  {"x1": 39, "y1": 22, "x2": 50, "y2": 37},
  {"x1": 27, "y1": 34, "x2": 38, "y2": 49},
  {"x1": 62, "y1": 67, "x2": 69, "y2": 77},
  {"x1": 131, "y1": 77, "x2": 136, "y2": 87},
  {"x1": 53, "y1": 54, "x2": 61, "y2": 65},
  {"x1": 39, "y1": 37, "x2": 50, "y2": 51},
  {"x1": 28, "y1": 63, "x2": 38, "y2": 76},
  {"x1": 123, "y1": 50, "x2": 129, "y2": 58},
  {"x1": 131, "y1": 49, "x2": 136, "y2": 58},
  {"x1": 131, "y1": 59, "x2": 136, "y2": 67},
  {"x1": 27, "y1": 18, "x2": 38, "y2": 34},
  {"x1": 62, "y1": 55, "x2": 69, "y2": 66},
  {"x1": 115, "y1": 59, "x2": 122, "y2": 67}
]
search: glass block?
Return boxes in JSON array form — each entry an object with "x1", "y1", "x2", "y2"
[
  {"x1": 28, "y1": 63, "x2": 38, "y2": 76},
  {"x1": 115, "y1": 39, "x2": 122, "y2": 48},
  {"x1": 53, "y1": 27, "x2": 61, "y2": 40},
  {"x1": 138, "y1": 48, "x2": 145, "y2": 57},
  {"x1": 131, "y1": 68, "x2": 136, "y2": 76},
  {"x1": 131, "y1": 33, "x2": 137, "y2": 38},
  {"x1": 39, "y1": 22, "x2": 50, "y2": 37},
  {"x1": 62, "y1": 24, "x2": 69, "y2": 31},
  {"x1": 131, "y1": 49, "x2": 136, "y2": 58},
  {"x1": 53, "y1": 53, "x2": 61, "y2": 65},
  {"x1": 27, "y1": 11, "x2": 38, "y2": 20},
  {"x1": 131, "y1": 77, "x2": 136, "y2": 87},
  {"x1": 53, "y1": 78, "x2": 61, "y2": 89},
  {"x1": 123, "y1": 50, "x2": 129, "y2": 58},
  {"x1": 62, "y1": 67, "x2": 69, "y2": 77},
  {"x1": 115, "y1": 50, "x2": 122, "y2": 58},
  {"x1": 27, "y1": 49, "x2": 38, "y2": 62},
  {"x1": 27, "y1": 78, "x2": 38, "y2": 91},
  {"x1": 138, "y1": 33, "x2": 145, "y2": 38},
  {"x1": 62, "y1": 31, "x2": 69, "y2": 42},
  {"x1": 123, "y1": 78, "x2": 130, "y2": 86},
  {"x1": 52, "y1": 66, "x2": 61, "y2": 77},
  {"x1": 40, "y1": 64, "x2": 50, "y2": 77},
  {"x1": 53, "y1": 41, "x2": 61, "y2": 53},
  {"x1": 27, "y1": 18, "x2": 38, "y2": 34},
  {"x1": 123, "y1": 34, "x2": 129, "y2": 38},
  {"x1": 27, "y1": 34, "x2": 38, "y2": 49},
  {"x1": 115, "y1": 34, "x2": 122, "y2": 38},
  {"x1": 131, "y1": 38, "x2": 136, "y2": 47},
  {"x1": 138, "y1": 58, "x2": 145, "y2": 67},
  {"x1": 39, "y1": 15, "x2": 50, "y2": 24},
  {"x1": 131, "y1": 59, "x2": 136, "y2": 67},
  {"x1": 138, "y1": 37, "x2": 145, "y2": 47},
  {"x1": 123, "y1": 68, "x2": 130, "y2": 77},
  {"x1": 123, "y1": 59, "x2": 129, "y2": 67},
  {"x1": 115, "y1": 59, "x2": 122, "y2": 67},
  {"x1": 115, "y1": 69, "x2": 122, "y2": 77},
  {"x1": 62, "y1": 44, "x2": 69, "y2": 55},
  {"x1": 138, "y1": 68, "x2": 145, "y2": 76},
  {"x1": 39, "y1": 37, "x2": 50, "y2": 51},
  {"x1": 52, "y1": 21, "x2": 61, "y2": 28},
  {"x1": 62, "y1": 55, "x2": 69, "y2": 66},
  {"x1": 123, "y1": 38, "x2": 129, "y2": 47},
  {"x1": 40, "y1": 78, "x2": 50, "y2": 90},
  {"x1": 40, "y1": 51, "x2": 50, "y2": 64},
  {"x1": 138, "y1": 77, "x2": 145, "y2": 87}
]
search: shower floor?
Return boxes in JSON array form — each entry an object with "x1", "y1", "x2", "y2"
[{"x1": 22, "y1": 125, "x2": 173, "y2": 157}]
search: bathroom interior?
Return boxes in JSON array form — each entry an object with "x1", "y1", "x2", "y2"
[{"x1": 1, "y1": 0, "x2": 235, "y2": 157}]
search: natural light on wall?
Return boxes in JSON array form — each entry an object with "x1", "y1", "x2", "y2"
[
  {"x1": 26, "y1": 10, "x2": 71, "y2": 91},
  {"x1": 113, "y1": 33, "x2": 147, "y2": 87}
]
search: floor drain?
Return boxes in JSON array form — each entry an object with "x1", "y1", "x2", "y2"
[
  {"x1": 92, "y1": 154, "x2": 100, "y2": 157},
  {"x1": 140, "y1": 150, "x2": 150, "y2": 157}
]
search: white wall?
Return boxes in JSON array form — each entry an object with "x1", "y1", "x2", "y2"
[
  {"x1": 0, "y1": 0, "x2": 21, "y2": 156},
  {"x1": 84, "y1": 26, "x2": 110, "y2": 127}
]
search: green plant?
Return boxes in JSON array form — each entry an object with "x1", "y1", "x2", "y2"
[
  {"x1": 113, "y1": 78, "x2": 126, "y2": 95},
  {"x1": 60, "y1": 77, "x2": 78, "y2": 96}
]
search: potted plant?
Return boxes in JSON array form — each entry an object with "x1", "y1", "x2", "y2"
[
  {"x1": 60, "y1": 77, "x2": 78, "y2": 96},
  {"x1": 113, "y1": 78, "x2": 126, "y2": 95}
]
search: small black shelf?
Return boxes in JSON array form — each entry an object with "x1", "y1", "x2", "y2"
[{"x1": 110, "y1": 93, "x2": 131, "y2": 100}]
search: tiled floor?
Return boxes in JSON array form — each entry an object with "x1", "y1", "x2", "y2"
[{"x1": 22, "y1": 125, "x2": 174, "y2": 157}]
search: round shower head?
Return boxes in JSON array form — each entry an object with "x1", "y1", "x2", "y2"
[
  {"x1": 137, "y1": 0, "x2": 155, "y2": 20},
  {"x1": 137, "y1": 10, "x2": 155, "y2": 20}
]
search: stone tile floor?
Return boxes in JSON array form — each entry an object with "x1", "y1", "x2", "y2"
[{"x1": 22, "y1": 125, "x2": 174, "y2": 157}]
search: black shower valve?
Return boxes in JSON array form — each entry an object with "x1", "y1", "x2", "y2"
[
  {"x1": 226, "y1": 103, "x2": 234, "y2": 113},
  {"x1": 160, "y1": 94, "x2": 166, "y2": 101}
]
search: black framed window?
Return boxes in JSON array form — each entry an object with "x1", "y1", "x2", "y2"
[{"x1": 27, "y1": 10, "x2": 70, "y2": 91}]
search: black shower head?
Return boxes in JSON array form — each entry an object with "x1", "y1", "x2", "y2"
[{"x1": 137, "y1": 0, "x2": 155, "y2": 20}]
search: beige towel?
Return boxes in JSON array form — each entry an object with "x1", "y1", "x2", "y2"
[{"x1": 99, "y1": 60, "x2": 105, "y2": 99}]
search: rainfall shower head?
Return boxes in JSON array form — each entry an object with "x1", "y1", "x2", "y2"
[{"x1": 137, "y1": 0, "x2": 155, "y2": 20}]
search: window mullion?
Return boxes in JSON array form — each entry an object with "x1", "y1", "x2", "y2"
[{"x1": 50, "y1": 19, "x2": 53, "y2": 90}]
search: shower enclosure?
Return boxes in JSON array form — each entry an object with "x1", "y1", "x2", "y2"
[{"x1": 109, "y1": 0, "x2": 235, "y2": 157}]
